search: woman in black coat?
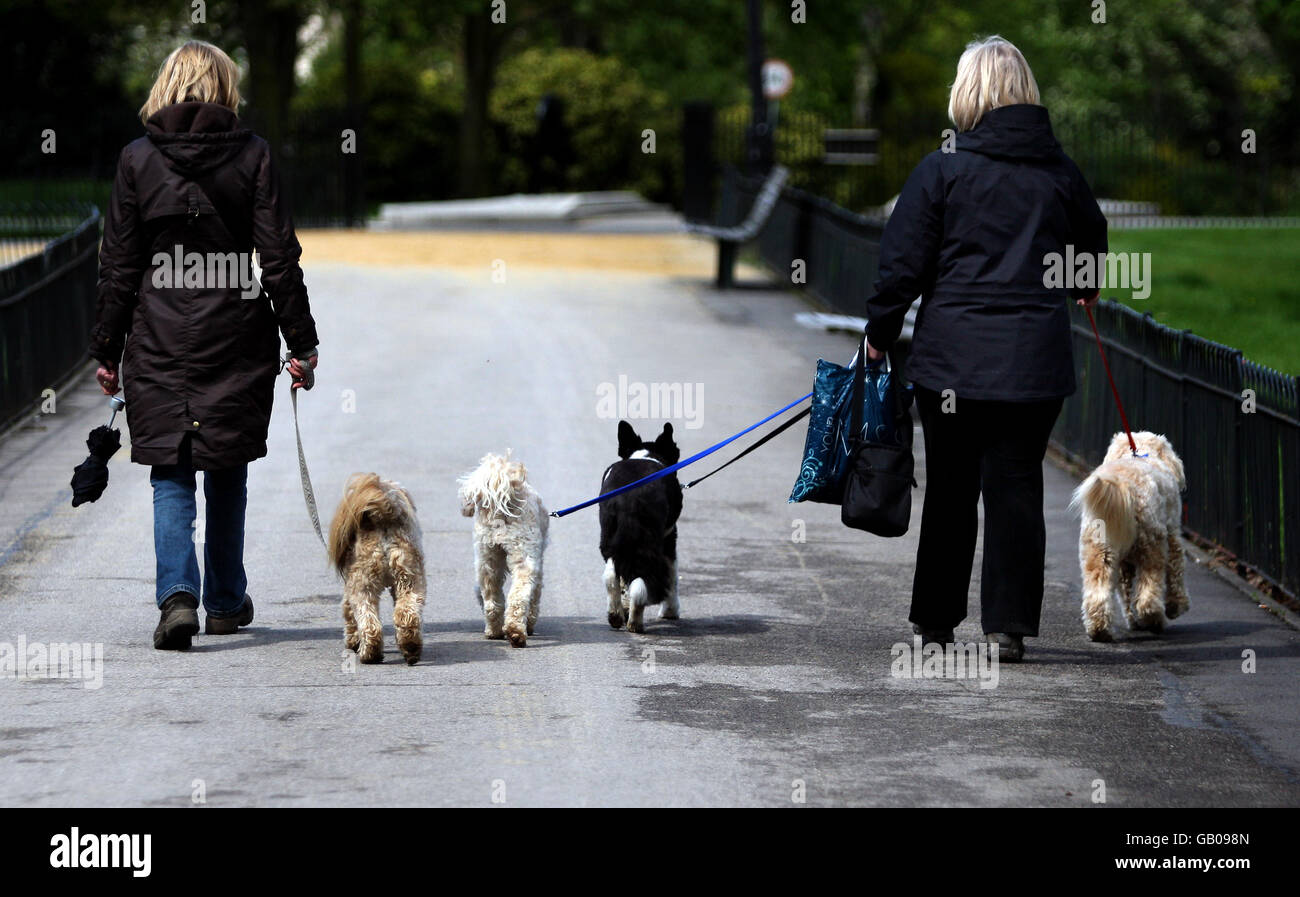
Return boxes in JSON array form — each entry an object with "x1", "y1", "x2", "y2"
[
  {"x1": 89, "y1": 41, "x2": 320, "y2": 650},
  {"x1": 865, "y1": 36, "x2": 1107, "y2": 662}
]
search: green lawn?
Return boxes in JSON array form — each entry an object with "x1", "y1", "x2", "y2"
[{"x1": 1106, "y1": 228, "x2": 1300, "y2": 375}]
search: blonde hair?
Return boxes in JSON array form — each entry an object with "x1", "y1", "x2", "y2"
[
  {"x1": 139, "y1": 41, "x2": 241, "y2": 123},
  {"x1": 947, "y1": 36, "x2": 1040, "y2": 132}
]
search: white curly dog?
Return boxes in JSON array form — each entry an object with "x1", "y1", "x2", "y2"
[
  {"x1": 458, "y1": 452, "x2": 548, "y2": 647},
  {"x1": 1072, "y1": 431, "x2": 1190, "y2": 641}
]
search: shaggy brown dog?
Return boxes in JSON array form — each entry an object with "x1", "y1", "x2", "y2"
[
  {"x1": 327, "y1": 473, "x2": 426, "y2": 664},
  {"x1": 1072, "y1": 432, "x2": 1189, "y2": 641}
]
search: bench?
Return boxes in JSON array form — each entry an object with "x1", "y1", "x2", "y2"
[{"x1": 687, "y1": 165, "x2": 789, "y2": 288}]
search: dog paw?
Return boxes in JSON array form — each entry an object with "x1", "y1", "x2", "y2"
[
  {"x1": 1165, "y1": 601, "x2": 1188, "y2": 620},
  {"x1": 526, "y1": 622, "x2": 536, "y2": 636},
  {"x1": 627, "y1": 619, "x2": 645, "y2": 634},
  {"x1": 345, "y1": 636, "x2": 360, "y2": 652},
  {"x1": 659, "y1": 605, "x2": 679, "y2": 620},
  {"x1": 1087, "y1": 627, "x2": 1114, "y2": 643},
  {"x1": 1131, "y1": 616, "x2": 1164, "y2": 634},
  {"x1": 400, "y1": 647, "x2": 422, "y2": 665},
  {"x1": 358, "y1": 644, "x2": 384, "y2": 664},
  {"x1": 507, "y1": 630, "x2": 527, "y2": 648},
  {"x1": 607, "y1": 612, "x2": 626, "y2": 630}
]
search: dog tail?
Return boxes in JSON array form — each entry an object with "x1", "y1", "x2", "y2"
[
  {"x1": 327, "y1": 473, "x2": 417, "y2": 576},
  {"x1": 1071, "y1": 470, "x2": 1136, "y2": 551}
]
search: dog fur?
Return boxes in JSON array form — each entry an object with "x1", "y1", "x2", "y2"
[
  {"x1": 458, "y1": 452, "x2": 548, "y2": 647},
  {"x1": 327, "y1": 473, "x2": 426, "y2": 664},
  {"x1": 1071, "y1": 431, "x2": 1189, "y2": 641},
  {"x1": 599, "y1": 421, "x2": 683, "y2": 634}
]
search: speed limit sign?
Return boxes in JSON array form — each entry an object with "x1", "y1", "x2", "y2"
[{"x1": 762, "y1": 59, "x2": 794, "y2": 100}]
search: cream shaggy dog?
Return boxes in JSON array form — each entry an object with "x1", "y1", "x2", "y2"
[
  {"x1": 458, "y1": 452, "x2": 548, "y2": 647},
  {"x1": 327, "y1": 473, "x2": 426, "y2": 665},
  {"x1": 1071, "y1": 431, "x2": 1189, "y2": 641}
]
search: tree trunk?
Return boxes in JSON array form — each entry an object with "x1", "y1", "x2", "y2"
[
  {"x1": 238, "y1": 0, "x2": 303, "y2": 159},
  {"x1": 343, "y1": 0, "x2": 363, "y2": 223},
  {"x1": 458, "y1": 12, "x2": 500, "y2": 198}
]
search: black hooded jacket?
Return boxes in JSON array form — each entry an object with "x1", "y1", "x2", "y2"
[
  {"x1": 89, "y1": 102, "x2": 318, "y2": 468},
  {"x1": 865, "y1": 103, "x2": 1107, "y2": 401}
]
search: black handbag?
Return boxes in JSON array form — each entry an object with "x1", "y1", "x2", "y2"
[{"x1": 840, "y1": 333, "x2": 916, "y2": 536}]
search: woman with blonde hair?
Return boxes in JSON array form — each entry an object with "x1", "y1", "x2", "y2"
[
  {"x1": 90, "y1": 40, "x2": 320, "y2": 649},
  {"x1": 865, "y1": 36, "x2": 1107, "y2": 662}
]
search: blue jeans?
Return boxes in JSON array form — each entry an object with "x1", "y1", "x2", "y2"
[{"x1": 150, "y1": 444, "x2": 249, "y2": 616}]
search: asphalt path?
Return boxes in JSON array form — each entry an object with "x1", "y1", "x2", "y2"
[{"x1": 1, "y1": 255, "x2": 1296, "y2": 806}]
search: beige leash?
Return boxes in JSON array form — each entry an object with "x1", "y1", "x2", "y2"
[{"x1": 283, "y1": 355, "x2": 325, "y2": 547}]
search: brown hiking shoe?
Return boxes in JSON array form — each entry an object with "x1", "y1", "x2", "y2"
[
  {"x1": 985, "y1": 632, "x2": 1025, "y2": 663},
  {"x1": 154, "y1": 593, "x2": 200, "y2": 650},
  {"x1": 205, "y1": 595, "x2": 255, "y2": 635},
  {"x1": 911, "y1": 622, "x2": 955, "y2": 646}
]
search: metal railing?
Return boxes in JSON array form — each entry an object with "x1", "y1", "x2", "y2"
[
  {"x1": 721, "y1": 167, "x2": 1299, "y2": 598},
  {"x1": 0, "y1": 203, "x2": 102, "y2": 428},
  {"x1": 721, "y1": 167, "x2": 884, "y2": 314},
  {"x1": 715, "y1": 106, "x2": 1300, "y2": 216},
  {"x1": 1057, "y1": 301, "x2": 1299, "y2": 596}
]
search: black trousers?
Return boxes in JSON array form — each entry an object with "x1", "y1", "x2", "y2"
[{"x1": 909, "y1": 386, "x2": 1064, "y2": 637}]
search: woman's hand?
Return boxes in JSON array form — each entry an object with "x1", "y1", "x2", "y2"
[
  {"x1": 866, "y1": 340, "x2": 885, "y2": 363},
  {"x1": 287, "y1": 352, "x2": 318, "y2": 390},
  {"x1": 96, "y1": 361, "x2": 120, "y2": 395},
  {"x1": 1076, "y1": 291, "x2": 1100, "y2": 309}
]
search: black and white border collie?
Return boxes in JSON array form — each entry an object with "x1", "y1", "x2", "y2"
[{"x1": 599, "y1": 421, "x2": 682, "y2": 633}]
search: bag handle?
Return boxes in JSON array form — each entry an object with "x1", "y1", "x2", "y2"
[{"x1": 849, "y1": 326, "x2": 890, "y2": 445}]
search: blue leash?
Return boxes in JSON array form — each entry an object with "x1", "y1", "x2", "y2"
[{"x1": 550, "y1": 392, "x2": 814, "y2": 518}]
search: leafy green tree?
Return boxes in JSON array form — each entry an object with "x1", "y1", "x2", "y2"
[{"x1": 491, "y1": 47, "x2": 674, "y2": 198}]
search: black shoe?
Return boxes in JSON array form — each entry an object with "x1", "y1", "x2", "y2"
[
  {"x1": 911, "y1": 622, "x2": 955, "y2": 645},
  {"x1": 205, "y1": 595, "x2": 255, "y2": 635},
  {"x1": 154, "y1": 593, "x2": 200, "y2": 650},
  {"x1": 985, "y1": 632, "x2": 1025, "y2": 663}
]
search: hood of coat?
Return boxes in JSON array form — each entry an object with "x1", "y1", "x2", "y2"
[
  {"x1": 145, "y1": 101, "x2": 252, "y2": 175},
  {"x1": 955, "y1": 103, "x2": 1063, "y2": 163}
]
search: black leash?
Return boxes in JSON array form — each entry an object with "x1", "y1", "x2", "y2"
[{"x1": 682, "y1": 405, "x2": 811, "y2": 490}]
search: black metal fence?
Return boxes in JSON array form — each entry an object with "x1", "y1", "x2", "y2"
[
  {"x1": 1057, "y1": 301, "x2": 1299, "y2": 596},
  {"x1": 714, "y1": 105, "x2": 1300, "y2": 217},
  {"x1": 0, "y1": 203, "x2": 102, "y2": 428},
  {"x1": 721, "y1": 167, "x2": 1299, "y2": 598},
  {"x1": 720, "y1": 166, "x2": 884, "y2": 312}
]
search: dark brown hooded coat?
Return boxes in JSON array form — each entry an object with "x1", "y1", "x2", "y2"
[{"x1": 89, "y1": 101, "x2": 318, "y2": 469}]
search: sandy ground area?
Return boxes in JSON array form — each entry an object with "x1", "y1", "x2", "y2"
[{"x1": 299, "y1": 229, "x2": 731, "y2": 277}]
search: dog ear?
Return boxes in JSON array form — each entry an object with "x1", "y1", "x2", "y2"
[
  {"x1": 458, "y1": 483, "x2": 476, "y2": 516},
  {"x1": 654, "y1": 424, "x2": 680, "y2": 464},
  {"x1": 617, "y1": 420, "x2": 640, "y2": 458},
  {"x1": 1156, "y1": 435, "x2": 1186, "y2": 490},
  {"x1": 509, "y1": 462, "x2": 527, "y2": 489}
]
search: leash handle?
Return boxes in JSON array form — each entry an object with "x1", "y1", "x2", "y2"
[
  {"x1": 284, "y1": 353, "x2": 316, "y2": 391},
  {"x1": 1085, "y1": 302, "x2": 1139, "y2": 456}
]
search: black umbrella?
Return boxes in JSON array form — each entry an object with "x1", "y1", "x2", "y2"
[{"x1": 71, "y1": 396, "x2": 124, "y2": 507}]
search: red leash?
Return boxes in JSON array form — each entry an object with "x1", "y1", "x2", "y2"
[{"x1": 1084, "y1": 302, "x2": 1139, "y2": 456}]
